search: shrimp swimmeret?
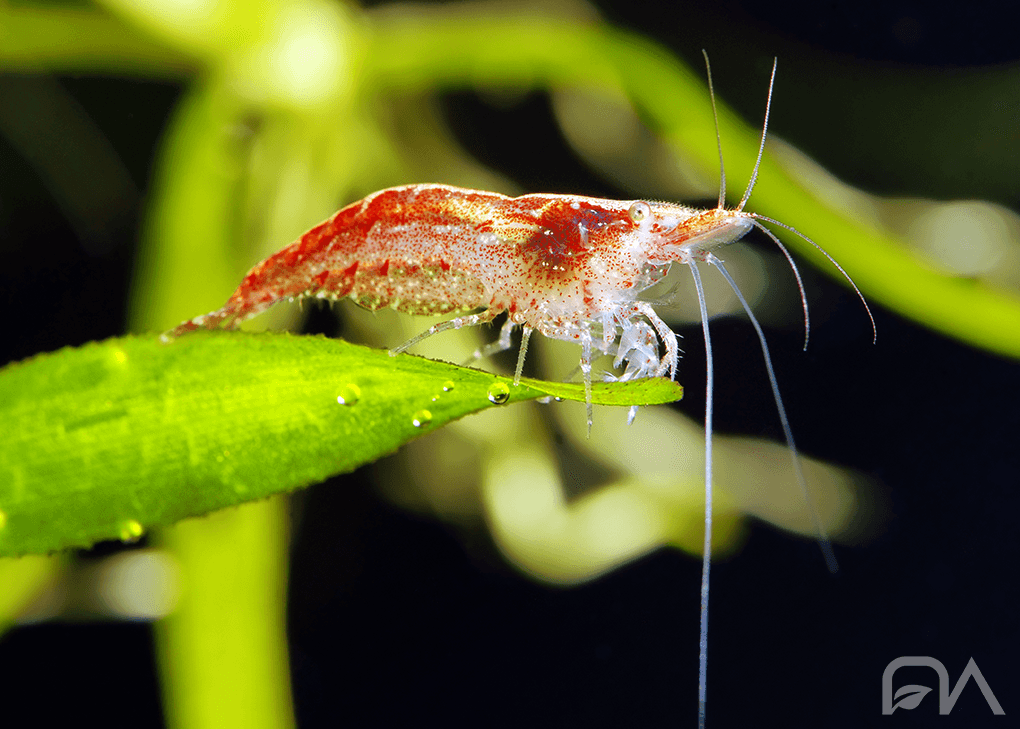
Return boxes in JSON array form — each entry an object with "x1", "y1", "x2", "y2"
[{"x1": 165, "y1": 55, "x2": 873, "y2": 728}]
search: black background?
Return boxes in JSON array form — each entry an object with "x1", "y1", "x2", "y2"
[{"x1": 1, "y1": 1, "x2": 1018, "y2": 727}]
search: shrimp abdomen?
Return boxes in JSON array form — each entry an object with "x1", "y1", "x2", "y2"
[{"x1": 164, "y1": 185, "x2": 498, "y2": 339}]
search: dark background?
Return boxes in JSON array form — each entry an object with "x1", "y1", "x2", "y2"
[{"x1": 1, "y1": 1, "x2": 1018, "y2": 727}]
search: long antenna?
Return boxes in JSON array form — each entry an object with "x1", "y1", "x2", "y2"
[
  {"x1": 688, "y1": 260, "x2": 714, "y2": 729},
  {"x1": 710, "y1": 254, "x2": 839, "y2": 572}
]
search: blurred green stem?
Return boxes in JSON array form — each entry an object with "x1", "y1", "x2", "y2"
[
  {"x1": 130, "y1": 80, "x2": 295, "y2": 729},
  {"x1": 155, "y1": 499, "x2": 294, "y2": 729},
  {"x1": 0, "y1": 6, "x2": 193, "y2": 77}
]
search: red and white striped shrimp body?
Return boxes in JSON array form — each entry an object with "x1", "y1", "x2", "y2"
[{"x1": 166, "y1": 183, "x2": 754, "y2": 422}]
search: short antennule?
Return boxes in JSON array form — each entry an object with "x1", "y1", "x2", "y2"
[
  {"x1": 752, "y1": 214, "x2": 878, "y2": 344},
  {"x1": 737, "y1": 58, "x2": 778, "y2": 213},
  {"x1": 702, "y1": 50, "x2": 726, "y2": 210},
  {"x1": 750, "y1": 219, "x2": 812, "y2": 350}
]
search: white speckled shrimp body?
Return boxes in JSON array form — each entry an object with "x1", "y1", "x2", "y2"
[{"x1": 165, "y1": 184, "x2": 756, "y2": 425}]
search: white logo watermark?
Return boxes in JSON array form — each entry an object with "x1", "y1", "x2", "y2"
[{"x1": 882, "y1": 656, "x2": 1005, "y2": 715}]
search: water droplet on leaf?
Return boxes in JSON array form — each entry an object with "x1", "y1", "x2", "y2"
[
  {"x1": 337, "y1": 384, "x2": 361, "y2": 406},
  {"x1": 487, "y1": 382, "x2": 511, "y2": 405},
  {"x1": 118, "y1": 519, "x2": 144, "y2": 544},
  {"x1": 412, "y1": 409, "x2": 432, "y2": 428},
  {"x1": 442, "y1": 381, "x2": 455, "y2": 392}
]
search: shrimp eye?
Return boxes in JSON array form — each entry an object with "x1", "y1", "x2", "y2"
[{"x1": 628, "y1": 201, "x2": 651, "y2": 225}]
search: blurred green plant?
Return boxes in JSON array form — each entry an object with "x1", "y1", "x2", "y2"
[{"x1": 1, "y1": 1, "x2": 1019, "y2": 728}]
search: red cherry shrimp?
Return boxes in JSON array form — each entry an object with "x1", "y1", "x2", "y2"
[{"x1": 164, "y1": 54, "x2": 874, "y2": 729}]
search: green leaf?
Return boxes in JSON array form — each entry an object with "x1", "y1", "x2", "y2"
[{"x1": 0, "y1": 332, "x2": 681, "y2": 557}]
